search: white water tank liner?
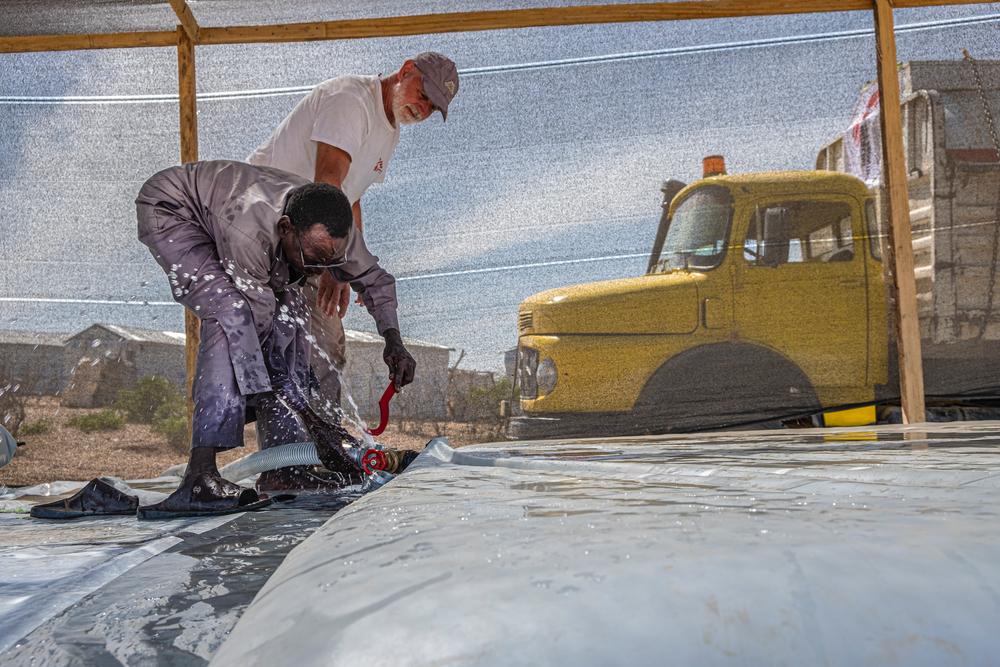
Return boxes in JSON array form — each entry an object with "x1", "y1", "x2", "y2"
[{"x1": 215, "y1": 426, "x2": 1000, "y2": 666}]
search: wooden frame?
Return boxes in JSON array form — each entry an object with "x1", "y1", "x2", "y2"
[
  {"x1": 168, "y1": 0, "x2": 200, "y2": 43},
  {"x1": 873, "y1": 0, "x2": 926, "y2": 422},
  {"x1": 176, "y1": 20, "x2": 202, "y2": 431},
  {"x1": 1, "y1": 1, "x2": 996, "y2": 53},
  {"x1": 2, "y1": 0, "x2": 972, "y2": 425}
]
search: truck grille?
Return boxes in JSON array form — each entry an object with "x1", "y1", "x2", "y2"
[{"x1": 518, "y1": 311, "x2": 533, "y2": 333}]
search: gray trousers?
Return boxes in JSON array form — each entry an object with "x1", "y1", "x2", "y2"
[
  {"x1": 139, "y1": 207, "x2": 308, "y2": 451},
  {"x1": 192, "y1": 319, "x2": 307, "y2": 450}
]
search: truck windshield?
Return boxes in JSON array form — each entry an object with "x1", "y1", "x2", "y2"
[{"x1": 658, "y1": 185, "x2": 733, "y2": 271}]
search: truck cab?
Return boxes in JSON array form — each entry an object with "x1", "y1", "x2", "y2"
[{"x1": 511, "y1": 168, "x2": 885, "y2": 439}]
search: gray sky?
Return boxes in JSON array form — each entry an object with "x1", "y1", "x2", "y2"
[{"x1": 1, "y1": 4, "x2": 999, "y2": 371}]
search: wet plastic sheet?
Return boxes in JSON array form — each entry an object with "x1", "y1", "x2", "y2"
[
  {"x1": 1, "y1": 511, "x2": 223, "y2": 654},
  {"x1": 217, "y1": 426, "x2": 1000, "y2": 666},
  {"x1": 0, "y1": 482, "x2": 361, "y2": 664}
]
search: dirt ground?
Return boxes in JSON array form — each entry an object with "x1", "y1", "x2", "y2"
[{"x1": 1, "y1": 397, "x2": 506, "y2": 488}]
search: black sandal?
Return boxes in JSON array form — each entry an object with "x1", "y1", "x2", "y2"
[
  {"x1": 137, "y1": 472, "x2": 272, "y2": 520},
  {"x1": 30, "y1": 477, "x2": 139, "y2": 520}
]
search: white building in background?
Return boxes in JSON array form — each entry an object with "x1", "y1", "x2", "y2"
[
  {"x1": 340, "y1": 330, "x2": 451, "y2": 422},
  {"x1": 0, "y1": 330, "x2": 67, "y2": 395},
  {"x1": 0, "y1": 324, "x2": 453, "y2": 420}
]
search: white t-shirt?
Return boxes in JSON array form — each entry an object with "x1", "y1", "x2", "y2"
[{"x1": 247, "y1": 75, "x2": 401, "y2": 205}]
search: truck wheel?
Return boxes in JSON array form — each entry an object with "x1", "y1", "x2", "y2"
[{"x1": 633, "y1": 343, "x2": 821, "y2": 433}]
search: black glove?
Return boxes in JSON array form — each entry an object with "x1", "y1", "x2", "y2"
[
  {"x1": 304, "y1": 410, "x2": 358, "y2": 475},
  {"x1": 303, "y1": 403, "x2": 363, "y2": 475},
  {"x1": 273, "y1": 378, "x2": 362, "y2": 475},
  {"x1": 382, "y1": 328, "x2": 416, "y2": 390}
]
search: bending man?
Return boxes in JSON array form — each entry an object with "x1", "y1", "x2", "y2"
[{"x1": 135, "y1": 160, "x2": 415, "y2": 517}]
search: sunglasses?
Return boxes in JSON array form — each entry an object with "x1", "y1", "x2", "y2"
[
  {"x1": 296, "y1": 233, "x2": 348, "y2": 270},
  {"x1": 281, "y1": 193, "x2": 350, "y2": 270}
]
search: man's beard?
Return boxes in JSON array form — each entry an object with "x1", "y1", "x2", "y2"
[{"x1": 392, "y1": 90, "x2": 423, "y2": 125}]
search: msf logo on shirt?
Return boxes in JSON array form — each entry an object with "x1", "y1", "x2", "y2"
[{"x1": 373, "y1": 158, "x2": 384, "y2": 174}]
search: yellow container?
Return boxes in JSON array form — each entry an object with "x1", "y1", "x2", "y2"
[{"x1": 821, "y1": 404, "x2": 877, "y2": 427}]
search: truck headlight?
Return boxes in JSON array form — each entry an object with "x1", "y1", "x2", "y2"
[
  {"x1": 536, "y1": 358, "x2": 557, "y2": 396},
  {"x1": 518, "y1": 347, "x2": 539, "y2": 400}
]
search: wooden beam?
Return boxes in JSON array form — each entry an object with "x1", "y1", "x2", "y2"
[
  {"x1": 168, "y1": 0, "x2": 201, "y2": 43},
  {"x1": 177, "y1": 27, "x2": 201, "y2": 432},
  {"x1": 894, "y1": 0, "x2": 1000, "y2": 6},
  {"x1": 197, "y1": 2, "x2": 867, "y2": 45},
  {"x1": 192, "y1": 0, "x2": 1000, "y2": 46},
  {"x1": 0, "y1": 30, "x2": 175, "y2": 54},
  {"x1": 873, "y1": 0, "x2": 926, "y2": 424},
  {"x1": 1, "y1": 1, "x2": 997, "y2": 53}
]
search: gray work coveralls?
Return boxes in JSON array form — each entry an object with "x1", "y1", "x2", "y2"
[{"x1": 136, "y1": 160, "x2": 399, "y2": 450}]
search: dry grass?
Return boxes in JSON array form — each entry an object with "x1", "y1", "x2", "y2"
[{"x1": 1, "y1": 397, "x2": 502, "y2": 488}]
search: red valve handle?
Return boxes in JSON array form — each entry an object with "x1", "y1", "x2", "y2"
[
  {"x1": 364, "y1": 382, "x2": 397, "y2": 436},
  {"x1": 361, "y1": 448, "x2": 387, "y2": 474}
]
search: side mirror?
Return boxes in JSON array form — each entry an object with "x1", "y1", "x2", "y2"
[{"x1": 647, "y1": 179, "x2": 688, "y2": 273}]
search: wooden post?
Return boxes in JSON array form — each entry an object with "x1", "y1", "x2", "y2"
[
  {"x1": 177, "y1": 27, "x2": 201, "y2": 429},
  {"x1": 873, "y1": 0, "x2": 926, "y2": 423}
]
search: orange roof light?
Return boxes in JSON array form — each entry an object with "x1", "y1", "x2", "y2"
[{"x1": 703, "y1": 155, "x2": 727, "y2": 177}]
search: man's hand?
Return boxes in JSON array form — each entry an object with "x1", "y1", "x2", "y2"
[
  {"x1": 274, "y1": 377, "x2": 363, "y2": 474},
  {"x1": 304, "y1": 410, "x2": 354, "y2": 475},
  {"x1": 302, "y1": 407, "x2": 362, "y2": 475},
  {"x1": 317, "y1": 271, "x2": 351, "y2": 319},
  {"x1": 382, "y1": 329, "x2": 416, "y2": 390}
]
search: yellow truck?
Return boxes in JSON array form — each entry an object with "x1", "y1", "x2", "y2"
[{"x1": 510, "y1": 60, "x2": 1000, "y2": 439}]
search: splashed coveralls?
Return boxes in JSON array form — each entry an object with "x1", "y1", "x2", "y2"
[{"x1": 135, "y1": 160, "x2": 399, "y2": 450}]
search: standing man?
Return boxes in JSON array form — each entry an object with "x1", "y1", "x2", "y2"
[
  {"x1": 248, "y1": 52, "x2": 459, "y2": 410},
  {"x1": 134, "y1": 160, "x2": 416, "y2": 517}
]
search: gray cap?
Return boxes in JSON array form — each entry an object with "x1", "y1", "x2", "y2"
[{"x1": 412, "y1": 52, "x2": 459, "y2": 121}]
